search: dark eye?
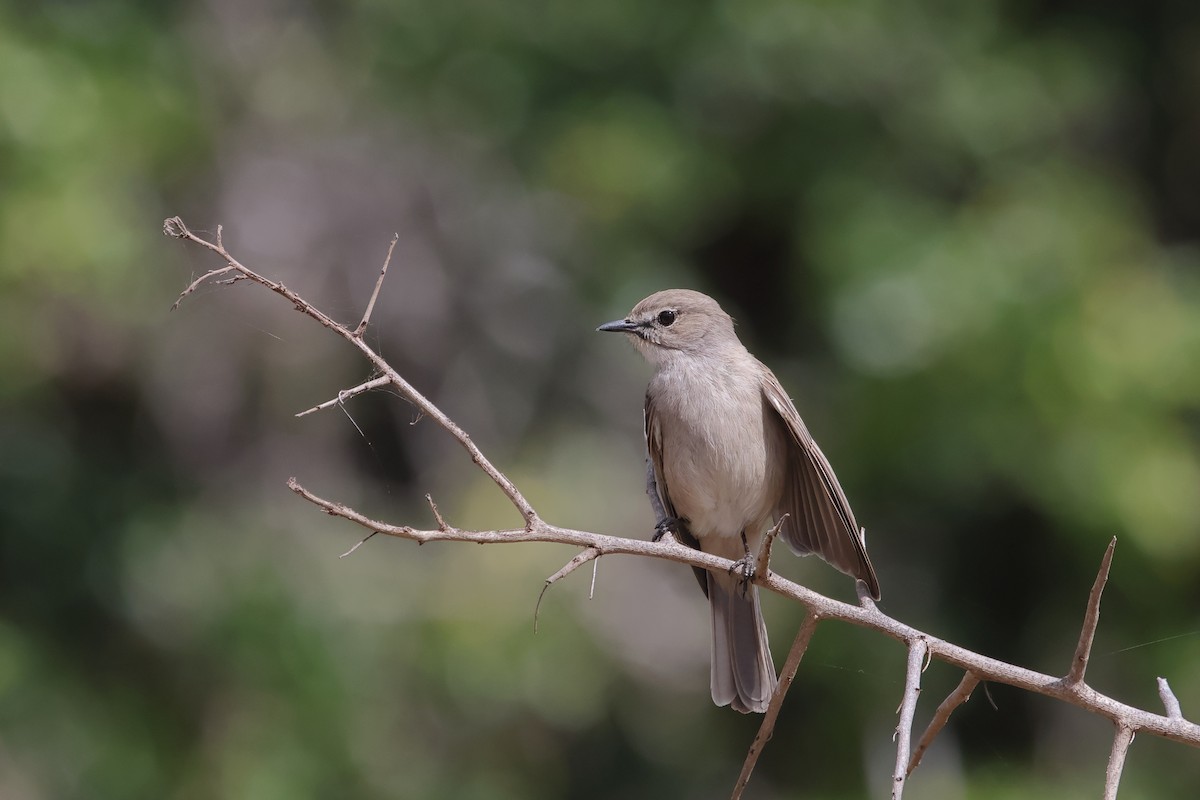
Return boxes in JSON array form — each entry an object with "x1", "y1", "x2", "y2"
[{"x1": 657, "y1": 309, "x2": 677, "y2": 327}]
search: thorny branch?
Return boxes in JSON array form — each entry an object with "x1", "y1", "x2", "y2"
[
  {"x1": 164, "y1": 217, "x2": 537, "y2": 526},
  {"x1": 731, "y1": 611, "x2": 821, "y2": 800},
  {"x1": 165, "y1": 218, "x2": 1200, "y2": 798},
  {"x1": 295, "y1": 376, "x2": 390, "y2": 418},
  {"x1": 892, "y1": 638, "x2": 928, "y2": 800},
  {"x1": 1105, "y1": 725, "x2": 1136, "y2": 800},
  {"x1": 907, "y1": 671, "x2": 980, "y2": 776}
]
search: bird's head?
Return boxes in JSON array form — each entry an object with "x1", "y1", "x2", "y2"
[{"x1": 597, "y1": 289, "x2": 736, "y2": 364}]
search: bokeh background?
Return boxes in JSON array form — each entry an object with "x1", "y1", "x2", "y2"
[{"x1": 2, "y1": 1, "x2": 1199, "y2": 797}]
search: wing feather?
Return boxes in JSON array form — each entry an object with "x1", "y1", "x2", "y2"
[
  {"x1": 761, "y1": 371, "x2": 881, "y2": 600},
  {"x1": 645, "y1": 391, "x2": 708, "y2": 595}
]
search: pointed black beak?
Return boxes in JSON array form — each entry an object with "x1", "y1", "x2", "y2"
[{"x1": 597, "y1": 319, "x2": 640, "y2": 333}]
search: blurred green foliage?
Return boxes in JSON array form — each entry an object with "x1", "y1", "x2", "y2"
[{"x1": 2, "y1": 0, "x2": 1199, "y2": 797}]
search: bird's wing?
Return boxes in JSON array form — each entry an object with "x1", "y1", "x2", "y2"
[
  {"x1": 644, "y1": 391, "x2": 676, "y2": 522},
  {"x1": 645, "y1": 391, "x2": 709, "y2": 595},
  {"x1": 761, "y1": 370, "x2": 881, "y2": 600}
]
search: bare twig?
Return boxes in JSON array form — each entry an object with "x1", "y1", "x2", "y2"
[
  {"x1": 339, "y1": 530, "x2": 378, "y2": 558},
  {"x1": 165, "y1": 217, "x2": 538, "y2": 526},
  {"x1": 892, "y1": 638, "x2": 927, "y2": 799},
  {"x1": 171, "y1": 265, "x2": 234, "y2": 310},
  {"x1": 534, "y1": 547, "x2": 601, "y2": 632},
  {"x1": 1066, "y1": 537, "x2": 1116, "y2": 688},
  {"x1": 295, "y1": 376, "x2": 390, "y2": 418},
  {"x1": 1159, "y1": 677, "x2": 1183, "y2": 720},
  {"x1": 426, "y1": 494, "x2": 449, "y2": 531},
  {"x1": 354, "y1": 233, "x2": 398, "y2": 337},
  {"x1": 754, "y1": 513, "x2": 789, "y2": 580},
  {"x1": 1104, "y1": 724, "x2": 1135, "y2": 800},
  {"x1": 731, "y1": 611, "x2": 821, "y2": 800},
  {"x1": 907, "y1": 671, "x2": 980, "y2": 776}
]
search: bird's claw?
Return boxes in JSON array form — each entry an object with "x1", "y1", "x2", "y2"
[
  {"x1": 653, "y1": 516, "x2": 684, "y2": 543},
  {"x1": 729, "y1": 554, "x2": 756, "y2": 597}
]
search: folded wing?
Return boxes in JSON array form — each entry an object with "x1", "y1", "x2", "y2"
[
  {"x1": 645, "y1": 392, "x2": 708, "y2": 595},
  {"x1": 761, "y1": 370, "x2": 881, "y2": 600}
]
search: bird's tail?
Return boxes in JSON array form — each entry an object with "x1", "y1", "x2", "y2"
[{"x1": 707, "y1": 570, "x2": 778, "y2": 713}]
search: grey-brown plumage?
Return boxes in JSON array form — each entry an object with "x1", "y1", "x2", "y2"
[{"x1": 598, "y1": 289, "x2": 880, "y2": 714}]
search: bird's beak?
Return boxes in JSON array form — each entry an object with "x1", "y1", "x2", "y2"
[{"x1": 597, "y1": 319, "x2": 640, "y2": 333}]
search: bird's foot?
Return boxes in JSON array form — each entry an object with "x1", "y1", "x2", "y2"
[
  {"x1": 652, "y1": 516, "x2": 685, "y2": 543},
  {"x1": 730, "y1": 530, "x2": 755, "y2": 597},
  {"x1": 728, "y1": 554, "x2": 756, "y2": 597}
]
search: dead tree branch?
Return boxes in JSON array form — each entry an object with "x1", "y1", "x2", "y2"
[
  {"x1": 731, "y1": 611, "x2": 822, "y2": 800},
  {"x1": 891, "y1": 637, "x2": 928, "y2": 799},
  {"x1": 164, "y1": 217, "x2": 536, "y2": 526},
  {"x1": 164, "y1": 218, "x2": 1200, "y2": 798},
  {"x1": 1105, "y1": 724, "x2": 1136, "y2": 800},
  {"x1": 907, "y1": 671, "x2": 980, "y2": 776}
]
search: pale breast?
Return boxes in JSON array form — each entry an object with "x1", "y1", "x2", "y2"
[{"x1": 651, "y1": 356, "x2": 787, "y2": 540}]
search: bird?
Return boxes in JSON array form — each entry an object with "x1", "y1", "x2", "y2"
[{"x1": 598, "y1": 289, "x2": 880, "y2": 713}]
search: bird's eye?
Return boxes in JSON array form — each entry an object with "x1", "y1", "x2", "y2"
[{"x1": 657, "y1": 309, "x2": 677, "y2": 327}]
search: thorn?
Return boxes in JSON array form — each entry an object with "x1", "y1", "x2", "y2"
[
  {"x1": 754, "y1": 513, "x2": 788, "y2": 580},
  {"x1": 295, "y1": 376, "x2": 390, "y2": 418},
  {"x1": 339, "y1": 531, "x2": 378, "y2": 558},
  {"x1": 1066, "y1": 537, "x2": 1117, "y2": 687},
  {"x1": 1158, "y1": 677, "x2": 1184, "y2": 720},
  {"x1": 533, "y1": 582, "x2": 549, "y2": 634},
  {"x1": 426, "y1": 494, "x2": 448, "y2": 531},
  {"x1": 354, "y1": 233, "x2": 399, "y2": 337},
  {"x1": 982, "y1": 682, "x2": 998, "y2": 711}
]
